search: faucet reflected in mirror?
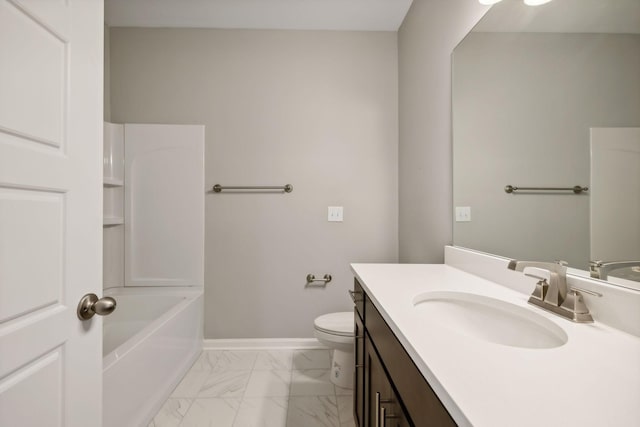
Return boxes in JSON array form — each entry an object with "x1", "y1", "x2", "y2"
[
  {"x1": 508, "y1": 260, "x2": 602, "y2": 323},
  {"x1": 590, "y1": 261, "x2": 640, "y2": 281}
]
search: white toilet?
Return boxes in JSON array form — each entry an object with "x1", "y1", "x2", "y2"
[{"x1": 314, "y1": 312, "x2": 355, "y2": 389}]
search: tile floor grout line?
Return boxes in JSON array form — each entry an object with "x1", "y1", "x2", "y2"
[
  {"x1": 152, "y1": 349, "x2": 344, "y2": 427},
  {"x1": 175, "y1": 397, "x2": 195, "y2": 427}
]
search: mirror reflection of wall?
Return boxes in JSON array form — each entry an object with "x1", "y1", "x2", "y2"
[
  {"x1": 452, "y1": 0, "x2": 640, "y2": 284},
  {"x1": 590, "y1": 127, "x2": 640, "y2": 284}
]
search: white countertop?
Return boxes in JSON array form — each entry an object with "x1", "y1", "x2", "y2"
[{"x1": 351, "y1": 263, "x2": 640, "y2": 427}]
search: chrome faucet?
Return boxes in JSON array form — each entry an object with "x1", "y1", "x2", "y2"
[
  {"x1": 590, "y1": 260, "x2": 640, "y2": 280},
  {"x1": 508, "y1": 260, "x2": 600, "y2": 323}
]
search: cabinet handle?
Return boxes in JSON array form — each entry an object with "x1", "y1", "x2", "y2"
[
  {"x1": 375, "y1": 392, "x2": 393, "y2": 427},
  {"x1": 355, "y1": 364, "x2": 364, "y2": 368},
  {"x1": 380, "y1": 408, "x2": 400, "y2": 426},
  {"x1": 348, "y1": 289, "x2": 363, "y2": 303}
]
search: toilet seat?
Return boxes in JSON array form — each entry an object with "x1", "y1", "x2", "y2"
[{"x1": 314, "y1": 312, "x2": 354, "y2": 337}]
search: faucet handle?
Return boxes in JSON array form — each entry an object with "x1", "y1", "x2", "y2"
[
  {"x1": 560, "y1": 288, "x2": 595, "y2": 322},
  {"x1": 569, "y1": 286, "x2": 603, "y2": 298},
  {"x1": 523, "y1": 267, "x2": 551, "y2": 282},
  {"x1": 525, "y1": 273, "x2": 549, "y2": 301}
]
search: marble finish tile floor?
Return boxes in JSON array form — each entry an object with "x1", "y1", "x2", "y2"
[{"x1": 148, "y1": 349, "x2": 355, "y2": 427}]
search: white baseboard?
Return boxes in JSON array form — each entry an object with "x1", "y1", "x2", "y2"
[{"x1": 202, "y1": 338, "x2": 328, "y2": 350}]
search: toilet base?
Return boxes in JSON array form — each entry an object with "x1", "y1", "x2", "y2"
[{"x1": 329, "y1": 349, "x2": 354, "y2": 389}]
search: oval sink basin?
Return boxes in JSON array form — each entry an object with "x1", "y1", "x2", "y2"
[{"x1": 413, "y1": 291, "x2": 567, "y2": 349}]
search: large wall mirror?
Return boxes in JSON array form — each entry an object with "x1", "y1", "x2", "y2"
[{"x1": 452, "y1": 0, "x2": 640, "y2": 290}]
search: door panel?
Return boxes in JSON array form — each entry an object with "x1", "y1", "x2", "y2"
[
  {"x1": 0, "y1": 188, "x2": 64, "y2": 321},
  {"x1": 0, "y1": 1, "x2": 103, "y2": 426},
  {"x1": 0, "y1": 349, "x2": 63, "y2": 427},
  {"x1": 0, "y1": 0, "x2": 67, "y2": 148}
]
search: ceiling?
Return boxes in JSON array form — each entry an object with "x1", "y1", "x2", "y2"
[
  {"x1": 104, "y1": 0, "x2": 415, "y2": 31},
  {"x1": 473, "y1": 0, "x2": 640, "y2": 34}
]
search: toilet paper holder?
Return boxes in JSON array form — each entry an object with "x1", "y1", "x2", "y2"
[{"x1": 306, "y1": 274, "x2": 332, "y2": 284}]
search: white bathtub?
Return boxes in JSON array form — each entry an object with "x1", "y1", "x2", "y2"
[{"x1": 103, "y1": 287, "x2": 203, "y2": 427}]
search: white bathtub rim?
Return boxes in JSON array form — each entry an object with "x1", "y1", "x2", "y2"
[
  {"x1": 103, "y1": 288, "x2": 203, "y2": 371},
  {"x1": 104, "y1": 285, "x2": 203, "y2": 297}
]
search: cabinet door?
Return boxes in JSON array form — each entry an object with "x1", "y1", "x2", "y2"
[
  {"x1": 366, "y1": 338, "x2": 391, "y2": 427},
  {"x1": 364, "y1": 334, "x2": 412, "y2": 427},
  {"x1": 366, "y1": 339, "x2": 411, "y2": 427},
  {"x1": 354, "y1": 311, "x2": 365, "y2": 427},
  {"x1": 366, "y1": 297, "x2": 457, "y2": 427}
]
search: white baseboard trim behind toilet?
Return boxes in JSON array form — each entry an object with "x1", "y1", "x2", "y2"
[{"x1": 202, "y1": 338, "x2": 328, "y2": 350}]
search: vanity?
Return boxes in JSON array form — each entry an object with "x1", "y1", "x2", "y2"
[
  {"x1": 353, "y1": 279, "x2": 455, "y2": 427},
  {"x1": 350, "y1": 247, "x2": 640, "y2": 427}
]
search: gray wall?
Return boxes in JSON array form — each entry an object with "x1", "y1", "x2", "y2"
[
  {"x1": 398, "y1": 0, "x2": 489, "y2": 263},
  {"x1": 453, "y1": 33, "x2": 640, "y2": 269},
  {"x1": 109, "y1": 28, "x2": 398, "y2": 338}
]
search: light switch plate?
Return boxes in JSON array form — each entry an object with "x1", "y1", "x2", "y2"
[
  {"x1": 455, "y1": 206, "x2": 471, "y2": 222},
  {"x1": 328, "y1": 206, "x2": 343, "y2": 222}
]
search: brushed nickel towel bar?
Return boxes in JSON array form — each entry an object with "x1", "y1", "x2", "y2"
[
  {"x1": 212, "y1": 184, "x2": 293, "y2": 193},
  {"x1": 504, "y1": 185, "x2": 588, "y2": 194},
  {"x1": 306, "y1": 274, "x2": 332, "y2": 284}
]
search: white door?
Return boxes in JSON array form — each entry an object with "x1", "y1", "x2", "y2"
[
  {"x1": 0, "y1": 1, "x2": 103, "y2": 426},
  {"x1": 590, "y1": 127, "x2": 640, "y2": 262}
]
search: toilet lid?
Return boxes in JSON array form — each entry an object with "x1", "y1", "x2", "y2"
[{"x1": 314, "y1": 312, "x2": 354, "y2": 337}]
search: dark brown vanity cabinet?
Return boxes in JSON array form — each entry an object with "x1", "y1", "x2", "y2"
[{"x1": 353, "y1": 279, "x2": 457, "y2": 427}]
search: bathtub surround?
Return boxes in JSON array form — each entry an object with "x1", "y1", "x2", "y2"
[
  {"x1": 124, "y1": 124, "x2": 205, "y2": 287},
  {"x1": 100, "y1": 122, "x2": 205, "y2": 427},
  {"x1": 398, "y1": 0, "x2": 490, "y2": 263},
  {"x1": 109, "y1": 29, "x2": 399, "y2": 339}
]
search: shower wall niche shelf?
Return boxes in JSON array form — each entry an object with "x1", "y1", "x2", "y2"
[
  {"x1": 104, "y1": 217, "x2": 124, "y2": 226},
  {"x1": 103, "y1": 122, "x2": 125, "y2": 227},
  {"x1": 103, "y1": 122, "x2": 125, "y2": 289},
  {"x1": 104, "y1": 122, "x2": 124, "y2": 182},
  {"x1": 104, "y1": 177, "x2": 124, "y2": 187},
  {"x1": 102, "y1": 216, "x2": 124, "y2": 226}
]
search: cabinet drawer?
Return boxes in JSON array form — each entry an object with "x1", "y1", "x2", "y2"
[{"x1": 365, "y1": 298, "x2": 457, "y2": 427}]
